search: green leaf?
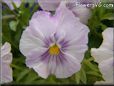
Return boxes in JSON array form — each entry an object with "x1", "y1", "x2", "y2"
[
  {"x1": 83, "y1": 59, "x2": 99, "y2": 72},
  {"x1": 75, "y1": 68, "x2": 87, "y2": 84},
  {"x1": 16, "y1": 69, "x2": 31, "y2": 82},
  {"x1": 86, "y1": 71, "x2": 102, "y2": 77},
  {"x1": 9, "y1": 21, "x2": 18, "y2": 31},
  {"x1": 82, "y1": 58, "x2": 104, "y2": 84},
  {"x1": 101, "y1": 13, "x2": 114, "y2": 20},
  {"x1": 75, "y1": 71, "x2": 81, "y2": 84},
  {"x1": 80, "y1": 68, "x2": 87, "y2": 84}
]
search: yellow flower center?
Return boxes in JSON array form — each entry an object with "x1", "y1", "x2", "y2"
[{"x1": 49, "y1": 44, "x2": 60, "y2": 55}]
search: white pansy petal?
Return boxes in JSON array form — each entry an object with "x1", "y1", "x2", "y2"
[
  {"x1": 63, "y1": 25, "x2": 89, "y2": 62},
  {"x1": 1, "y1": 63, "x2": 13, "y2": 84},
  {"x1": 48, "y1": 56, "x2": 57, "y2": 74},
  {"x1": 38, "y1": 0, "x2": 61, "y2": 11},
  {"x1": 0, "y1": 42, "x2": 13, "y2": 84},
  {"x1": 1, "y1": 53, "x2": 12, "y2": 64},
  {"x1": 91, "y1": 28, "x2": 113, "y2": 63},
  {"x1": 20, "y1": 27, "x2": 45, "y2": 57},
  {"x1": 25, "y1": 48, "x2": 50, "y2": 79},
  {"x1": 55, "y1": 2, "x2": 89, "y2": 41},
  {"x1": 30, "y1": 11, "x2": 56, "y2": 37},
  {"x1": 55, "y1": 29, "x2": 66, "y2": 43},
  {"x1": 55, "y1": 53, "x2": 81, "y2": 78},
  {"x1": 1, "y1": 42, "x2": 12, "y2": 64},
  {"x1": 69, "y1": 31, "x2": 89, "y2": 61},
  {"x1": 69, "y1": 27, "x2": 89, "y2": 45},
  {"x1": 96, "y1": 57, "x2": 114, "y2": 84},
  {"x1": 33, "y1": 62, "x2": 50, "y2": 79},
  {"x1": 91, "y1": 48, "x2": 113, "y2": 63},
  {"x1": 1, "y1": 42, "x2": 11, "y2": 58},
  {"x1": 91, "y1": 28, "x2": 114, "y2": 84},
  {"x1": 25, "y1": 48, "x2": 48, "y2": 68},
  {"x1": 101, "y1": 28, "x2": 113, "y2": 50},
  {"x1": 66, "y1": 45, "x2": 88, "y2": 62}
]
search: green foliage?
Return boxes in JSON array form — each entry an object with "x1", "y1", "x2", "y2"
[{"x1": 2, "y1": 0, "x2": 114, "y2": 85}]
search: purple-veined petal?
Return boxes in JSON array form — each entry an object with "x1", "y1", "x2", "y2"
[
  {"x1": 26, "y1": 48, "x2": 50, "y2": 78},
  {"x1": 54, "y1": 29, "x2": 66, "y2": 43},
  {"x1": 54, "y1": 53, "x2": 81, "y2": 78},
  {"x1": 53, "y1": 3, "x2": 89, "y2": 62},
  {"x1": 26, "y1": 48, "x2": 48, "y2": 68},
  {"x1": 62, "y1": 28, "x2": 89, "y2": 62}
]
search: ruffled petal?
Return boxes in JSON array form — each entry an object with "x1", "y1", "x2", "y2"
[
  {"x1": 33, "y1": 62, "x2": 50, "y2": 79},
  {"x1": 61, "y1": 25, "x2": 89, "y2": 62},
  {"x1": 91, "y1": 48, "x2": 113, "y2": 63},
  {"x1": 66, "y1": 45, "x2": 88, "y2": 63},
  {"x1": 54, "y1": 2, "x2": 89, "y2": 41},
  {"x1": 48, "y1": 2, "x2": 89, "y2": 63},
  {"x1": 1, "y1": 42, "x2": 11, "y2": 58},
  {"x1": 26, "y1": 48, "x2": 48, "y2": 68},
  {"x1": 100, "y1": 28, "x2": 113, "y2": 50},
  {"x1": 30, "y1": 11, "x2": 56, "y2": 37},
  {"x1": 54, "y1": 53, "x2": 81, "y2": 78},
  {"x1": 25, "y1": 48, "x2": 50, "y2": 79},
  {"x1": 1, "y1": 53, "x2": 12, "y2": 64},
  {"x1": 0, "y1": 42, "x2": 12, "y2": 84},
  {"x1": 96, "y1": 57, "x2": 114, "y2": 84},
  {"x1": 19, "y1": 26, "x2": 45, "y2": 56},
  {"x1": 91, "y1": 28, "x2": 114, "y2": 84},
  {"x1": 91, "y1": 28, "x2": 113, "y2": 63},
  {"x1": 0, "y1": 63, "x2": 13, "y2": 84}
]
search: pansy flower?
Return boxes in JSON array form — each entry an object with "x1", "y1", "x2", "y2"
[
  {"x1": 20, "y1": 2, "x2": 89, "y2": 78},
  {"x1": 38, "y1": 0, "x2": 100, "y2": 24},
  {"x1": 3, "y1": 0, "x2": 21, "y2": 10},
  {"x1": 91, "y1": 28, "x2": 114, "y2": 84},
  {"x1": 0, "y1": 42, "x2": 13, "y2": 84}
]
